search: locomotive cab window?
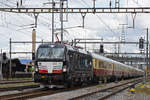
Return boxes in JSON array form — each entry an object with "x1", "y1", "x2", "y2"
[{"x1": 37, "y1": 46, "x2": 65, "y2": 60}]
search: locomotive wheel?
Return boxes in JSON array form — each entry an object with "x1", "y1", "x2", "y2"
[
  {"x1": 65, "y1": 80, "x2": 73, "y2": 88},
  {"x1": 93, "y1": 76, "x2": 99, "y2": 84},
  {"x1": 33, "y1": 72, "x2": 39, "y2": 82},
  {"x1": 111, "y1": 76, "x2": 116, "y2": 82}
]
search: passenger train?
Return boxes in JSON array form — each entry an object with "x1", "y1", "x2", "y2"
[{"x1": 33, "y1": 43, "x2": 144, "y2": 88}]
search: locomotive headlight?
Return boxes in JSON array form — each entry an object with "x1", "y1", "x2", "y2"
[
  {"x1": 63, "y1": 66, "x2": 67, "y2": 72},
  {"x1": 35, "y1": 67, "x2": 38, "y2": 72}
]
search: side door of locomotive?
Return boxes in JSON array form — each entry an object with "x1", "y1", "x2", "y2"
[{"x1": 67, "y1": 50, "x2": 74, "y2": 73}]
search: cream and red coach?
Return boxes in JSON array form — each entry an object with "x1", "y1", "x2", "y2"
[{"x1": 91, "y1": 53, "x2": 144, "y2": 82}]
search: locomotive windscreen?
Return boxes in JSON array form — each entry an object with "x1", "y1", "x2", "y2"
[{"x1": 37, "y1": 47, "x2": 64, "y2": 59}]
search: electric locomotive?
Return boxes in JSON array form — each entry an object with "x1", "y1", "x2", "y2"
[{"x1": 34, "y1": 43, "x2": 93, "y2": 88}]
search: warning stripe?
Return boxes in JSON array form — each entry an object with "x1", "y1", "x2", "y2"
[
  {"x1": 52, "y1": 70, "x2": 62, "y2": 74},
  {"x1": 39, "y1": 70, "x2": 48, "y2": 73}
]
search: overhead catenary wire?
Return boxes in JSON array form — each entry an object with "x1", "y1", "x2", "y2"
[
  {"x1": 80, "y1": 0, "x2": 119, "y2": 35},
  {"x1": 0, "y1": 1, "x2": 148, "y2": 40},
  {"x1": 132, "y1": 0, "x2": 142, "y2": 6},
  {"x1": 0, "y1": 1, "x2": 52, "y2": 40},
  {"x1": 0, "y1": 32, "x2": 11, "y2": 40}
]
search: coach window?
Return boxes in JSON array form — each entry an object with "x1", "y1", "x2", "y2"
[
  {"x1": 119, "y1": 65, "x2": 121, "y2": 71},
  {"x1": 118, "y1": 65, "x2": 120, "y2": 71},
  {"x1": 109, "y1": 63, "x2": 112, "y2": 69},
  {"x1": 98, "y1": 61, "x2": 101, "y2": 68},
  {"x1": 106, "y1": 63, "x2": 108, "y2": 69},
  {"x1": 94, "y1": 59, "x2": 96, "y2": 68},
  {"x1": 100, "y1": 61, "x2": 103, "y2": 68},
  {"x1": 115, "y1": 65, "x2": 117, "y2": 71},
  {"x1": 101, "y1": 61, "x2": 103, "y2": 68},
  {"x1": 106, "y1": 63, "x2": 109, "y2": 69},
  {"x1": 117, "y1": 65, "x2": 119, "y2": 71},
  {"x1": 96, "y1": 60, "x2": 98, "y2": 68},
  {"x1": 103, "y1": 62, "x2": 106, "y2": 69},
  {"x1": 108, "y1": 63, "x2": 111, "y2": 69},
  {"x1": 97, "y1": 60, "x2": 100, "y2": 68}
]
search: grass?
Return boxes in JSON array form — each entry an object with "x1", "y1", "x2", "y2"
[
  {"x1": 0, "y1": 82, "x2": 39, "y2": 88},
  {"x1": 2, "y1": 77, "x2": 33, "y2": 81},
  {"x1": 134, "y1": 83, "x2": 150, "y2": 95},
  {"x1": 145, "y1": 82, "x2": 150, "y2": 85},
  {"x1": 97, "y1": 84, "x2": 104, "y2": 88}
]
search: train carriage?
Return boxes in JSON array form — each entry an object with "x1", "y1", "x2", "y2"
[{"x1": 91, "y1": 53, "x2": 144, "y2": 82}]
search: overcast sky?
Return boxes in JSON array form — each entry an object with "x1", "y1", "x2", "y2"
[{"x1": 0, "y1": 0, "x2": 150, "y2": 58}]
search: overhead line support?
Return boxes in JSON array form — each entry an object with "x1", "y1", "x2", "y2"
[
  {"x1": 81, "y1": 13, "x2": 86, "y2": 28},
  {"x1": 0, "y1": 7, "x2": 150, "y2": 13}
]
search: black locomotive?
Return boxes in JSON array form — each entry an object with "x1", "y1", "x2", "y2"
[{"x1": 34, "y1": 43, "x2": 93, "y2": 88}]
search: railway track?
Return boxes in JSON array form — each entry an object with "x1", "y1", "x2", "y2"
[
  {"x1": 0, "y1": 88, "x2": 49, "y2": 100},
  {"x1": 70, "y1": 78, "x2": 142, "y2": 100},
  {"x1": 0, "y1": 78, "x2": 142, "y2": 100},
  {"x1": 0, "y1": 80, "x2": 39, "y2": 92},
  {"x1": 0, "y1": 84, "x2": 40, "y2": 92},
  {"x1": 0, "y1": 87, "x2": 74, "y2": 100},
  {"x1": 0, "y1": 83, "x2": 96, "y2": 100}
]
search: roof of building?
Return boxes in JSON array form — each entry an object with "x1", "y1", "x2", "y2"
[{"x1": 19, "y1": 59, "x2": 32, "y2": 65}]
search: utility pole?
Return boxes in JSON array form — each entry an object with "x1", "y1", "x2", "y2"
[
  {"x1": 81, "y1": 13, "x2": 86, "y2": 28},
  {"x1": 34, "y1": 13, "x2": 39, "y2": 28},
  {"x1": 118, "y1": 37, "x2": 121, "y2": 57},
  {"x1": 118, "y1": 42, "x2": 120, "y2": 56},
  {"x1": 9, "y1": 38, "x2": 12, "y2": 78},
  {"x1": 131, "y1": 13, "x2": 136, "y2": 29},
  {"x1": 52, "y1": 0, "x2": 55, "y2": 43},
  {"x1": 43, "y1": 0, "x2": 55, "y2": 42},
  {"x1": 32, "y1": 29, "x2": 36, "y2": 60},
  {"x1": 60, "y1": 0, "x2": 64, "y2": 42},
  {"x1": 93, "y1": 0, "x2": 96, "y2": 13},
  {"x1": 0, "y1": 49, "x2": 3, "y2": 80},
  {"x1": 115, "y1": 0, "x2": 120, "y2": 8},
  {"x1": 119, "y1": 24, "x2": 127, "y2": 42},
  {"x1": 146, "y1": 28, "x2": 149, "y2": 80},
  {"x1": 93, "y1": 0, "x2": 96, "y2": 8},
  {"x1": 32, "y1": 13, "x2": 38, "y2": 60}
]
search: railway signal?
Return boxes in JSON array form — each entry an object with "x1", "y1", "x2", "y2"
[
  {"x1": 139, "y1": 37, "x2": 144, "y2": 49},
  {"x1": 100, "y1": 44, "x2": 104, "y2": 53}
]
